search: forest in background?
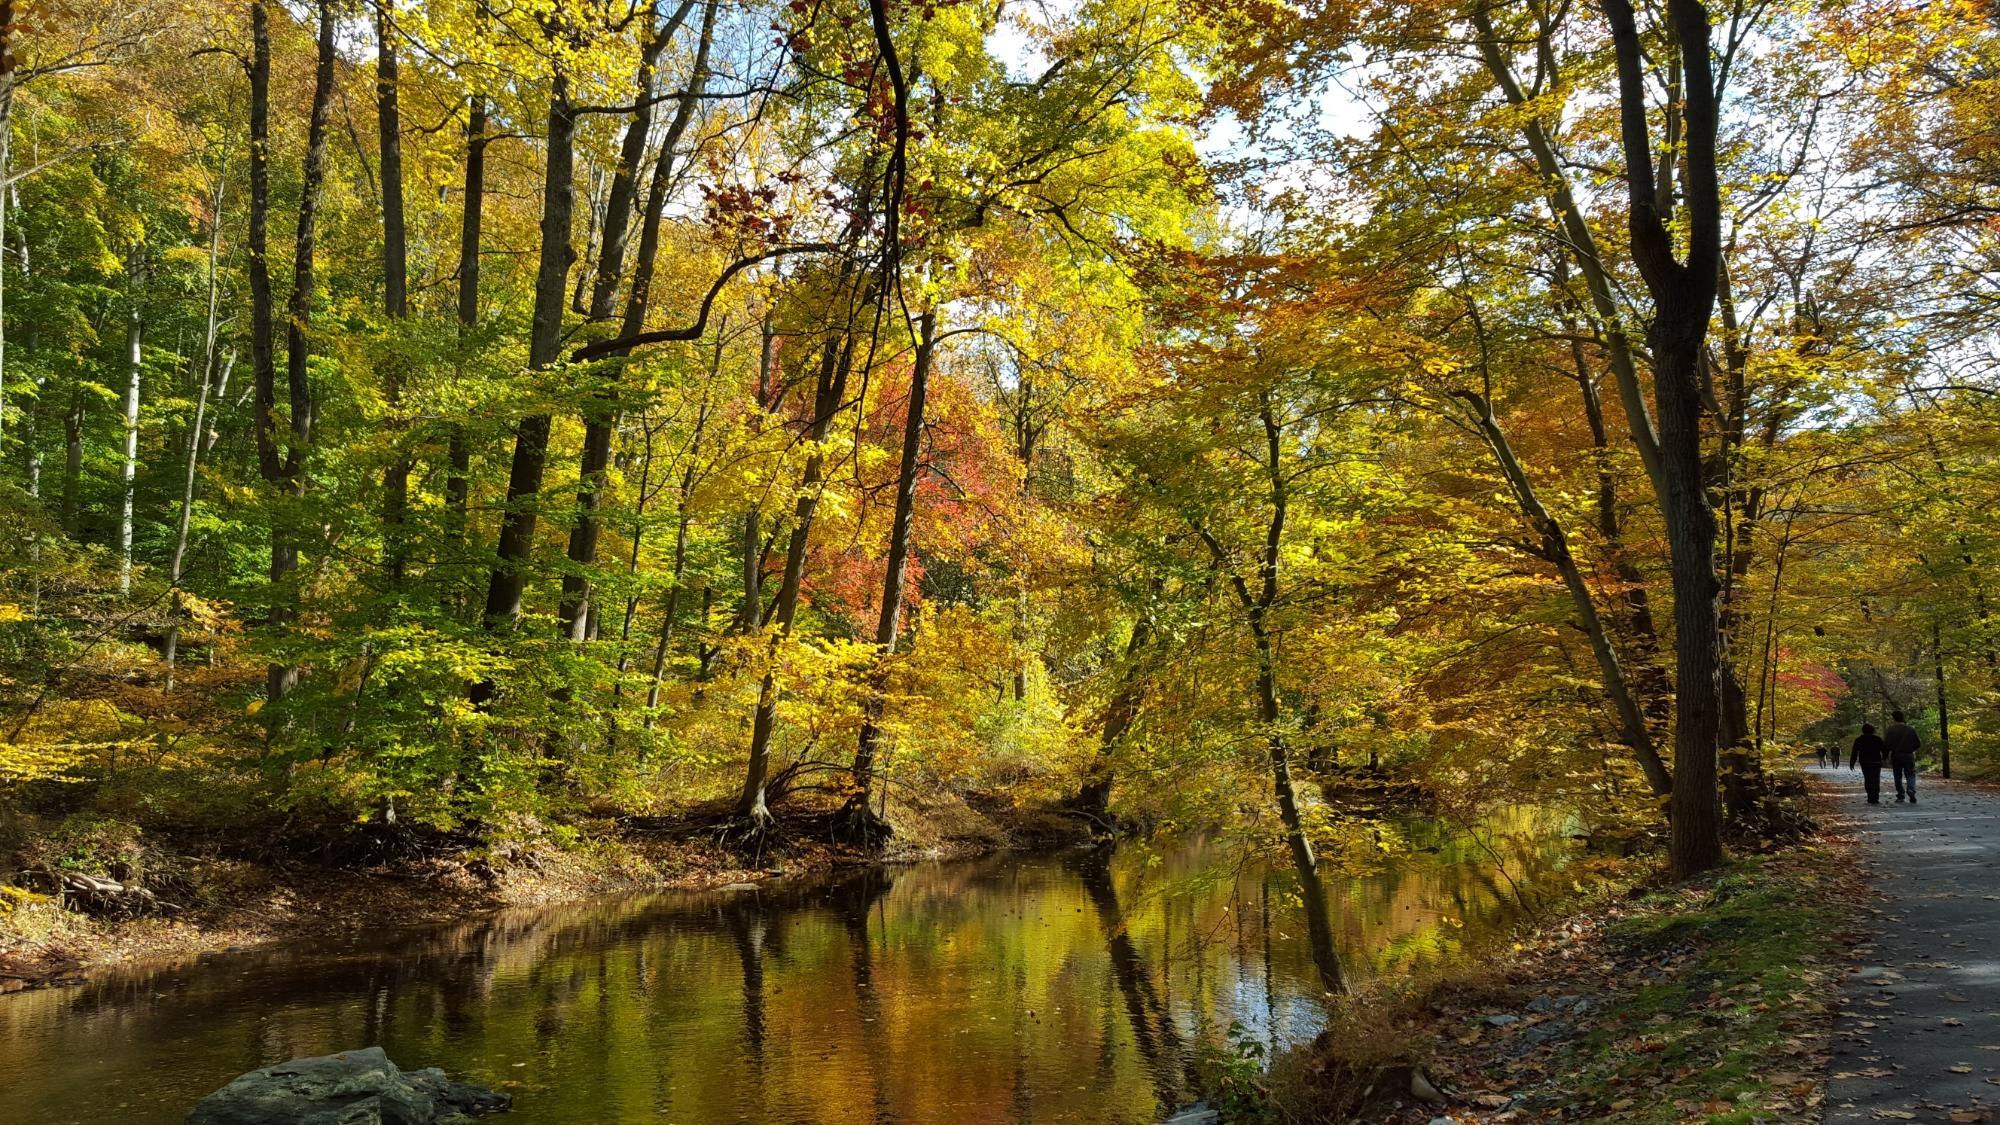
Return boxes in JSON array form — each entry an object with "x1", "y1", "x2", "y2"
[{"x1": 0, "y1": 0, "x2": 1995, "y2": 949}]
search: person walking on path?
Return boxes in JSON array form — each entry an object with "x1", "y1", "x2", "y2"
[
  {"x1": 1850, "y1": 723, "x2": 1889, "y2": 804},
  {"x1": 1884, "y1": 709, "x2": 1921, "y2": 803}
]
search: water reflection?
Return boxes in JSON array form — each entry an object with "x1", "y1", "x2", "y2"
[{"x1": 0, "y1": 811, "x2": 1570, "y2": 1124}]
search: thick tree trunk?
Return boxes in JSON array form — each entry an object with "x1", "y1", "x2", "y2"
[
  {"x1": 264, "y1": 0, "x2": 335, "y2": 706},
  {"x1": 473, "y1": 78, "x2": 576, "y2": 691},
  {"x1": 378, "y1": 4, "x2": 411, "y2": 585},
  {"x1": 1603, "y1": 0, "x2": 1725, "y2": 878},
  {"x1": 839, "y1": 311, "x2": 937, "y2": 843}
]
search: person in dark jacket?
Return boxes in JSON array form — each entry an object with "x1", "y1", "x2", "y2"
[
  {"x1": 1884, "y1": 709, "x2": 1921, "y2": 803},
  {"x1": 1851, "y1": 724, "x2": 1889, "y2": 805}
]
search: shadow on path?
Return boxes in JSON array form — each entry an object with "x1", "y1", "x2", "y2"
[{"x1": 1819, "y1": 764, "x2": 2000, "y2": 1122}]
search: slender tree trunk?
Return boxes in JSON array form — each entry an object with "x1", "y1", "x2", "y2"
[
  {"x1": 1071, "y1": 614, "x2": 1151, "y2": 817},
  {"x1": 0, "y1": 10, "x2": 15, "y2": 445},
  {"x1": 1458, "y1": 390, "x2": 1671, "y2": 794},
  {"x1": 1563, "y1": 317, "x2": 1670, "y2": 730},
  {"x1": 61, "y1": 390, "x2": 80, "y2": 532},
  {"x1": 1472, "y1": 3, "x2": 1664, "y2": 499},
  {"x1": 640, "y1": 332, "x2": 722, "y2": 722},
  {"x1": 1934, "y1": 619, "x2": 1952, "y2": 779},
  {"x1": 119, "y1": 302, "x2": 141, "y2": 595},
  {"x1": 377, "y1": 3, "x2": 411, "y2": 585},
  {"x1": 585, "y1": 0, "x2": 693, "y2": 322},
  {"x1": 447, "y1": 96, "x2": 486, "y2": 553},
  {"x1": 165, "y1": 152, "x2": 231, "y2": 690},
  {"x1": 559, "y1": 2, "x2": 710, "y2": 642},
  {"x1": 1200, "y1": 403, "x2": 1344, "y2": 994},
  {"x1": 840, "y1": 311, "x2": 937, "y2": 843},
  {"x1": 739, "y1": 332, "x2": 858, "y2": 823}
]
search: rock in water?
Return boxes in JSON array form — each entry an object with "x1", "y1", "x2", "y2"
[{"x1": 185, "y1": 1047, "x2": 511, "y2": 1125}]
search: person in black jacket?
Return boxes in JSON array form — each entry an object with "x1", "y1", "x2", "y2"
[
  {"x1": 1850, "y1": 723, "x2": 1890, "y2": 805},
  {"x1": 1884, "y1": 709, "x2": 1922, "y2": 803}
]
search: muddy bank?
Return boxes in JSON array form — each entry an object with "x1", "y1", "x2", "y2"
[{"x1": 0, "y1": 792, "x2": 1096, "y2": 991}]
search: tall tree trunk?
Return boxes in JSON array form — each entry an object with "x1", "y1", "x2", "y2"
[
  {"x1": 118, "y1": 301, "x2": 141, "y2": 594},
  {"x1": 165, "y1": 153, "x2": 231, "y2": 691},
  {"x1": 1603, "y1": 0, "x2": 1725, "y2": 878},
  {"x1": 1472, "y1": 3, "x2": 1664, "y2": 500},
  {"x1": 61, "y1": 390, "x2": 80, "y2": 532},
  {"x1": 1457, "y1": 390, "x2": 1671, "y2": 795},
  {"x1": 377, "y1": 3, "x2": 411, "y2": 586},
  {"x1": 1934, "y1": 619, "x2": 1952, "y2": 780},
  {"x1": 471, "y1": 75, "x2": 575, "y2": 705},
  {"x1": 585, "y1": 0, "x2": 693, "y2": 322},
  {"x1": 839, "y1": 311, "x2": 937, "y2": 844},
  {"x1": 0, "y1": 4, "x2": 15, "y2": 445},
  {"x1": 260, "y1": 0, "x2": 335, "y2": 707},
  {"x1": 447, "y1": 96, "x2": 486, "y2": 554},
  {"x1": 558, "y1": 1, "x2": 710, "y2": 642},
  {"x1": 1199, "y1": 403, "x2": 1344, "y2": 995},
  {"x1": 1562, "y1": 305, "x2": 1670, "y2": 730},
  {"x1": 738, "y1": 330, "x2": 860, "y2": 824}
]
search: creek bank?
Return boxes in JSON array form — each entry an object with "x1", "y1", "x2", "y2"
[
  {"x1": 1274, "y1": 786, "x2": 1862, "y2": 1123},
  {"x1": 0, "y1": 791, "x2": 1097, "y2": 991},
  {"x1": 185, "y1": 1047, "x2": 509, "y2": 1125}
]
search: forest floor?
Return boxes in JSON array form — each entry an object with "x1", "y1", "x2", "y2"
[
  {"x1": 1287, "y1": 773, "x2": 1870, "y2": 1124},
  {"x1": 0, "y1": 789, "x2": 1094, "y2": 992}
]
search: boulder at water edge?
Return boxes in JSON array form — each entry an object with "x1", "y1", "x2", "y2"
[{"x1": 185, "y1": 1047, "x2": 511, "y2": 1125}]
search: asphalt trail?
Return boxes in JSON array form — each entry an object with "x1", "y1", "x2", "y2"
[{"x1": 1820, "y1": 765, "x2": 2000, "y2": 1123}]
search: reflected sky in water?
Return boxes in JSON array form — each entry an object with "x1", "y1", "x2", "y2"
[{"x1": 0, "y1": 812, "x2": 1570, "y2": 1124}]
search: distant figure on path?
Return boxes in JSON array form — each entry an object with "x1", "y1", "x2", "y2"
[
  {"x1": 1884, "y1": 709, "x2": 1921, "y2": 803},
  {"x1": 1851, "y1": 724, "x2": 1889, "y2": 805},
  {"x1": 1816, "y1": 745, "x2": 1828, "y2": 768}
]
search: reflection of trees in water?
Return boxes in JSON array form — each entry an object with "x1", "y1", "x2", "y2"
[
  {"x1": 724, "y1": 899, "x2": 768, "y2": 1062},
  {"x1": 832, "y1": 868, "x2": 896, "y2": 1123},
  {"x1": 1072, "y1": 849, "x2": 1193, "y2": 1117}
]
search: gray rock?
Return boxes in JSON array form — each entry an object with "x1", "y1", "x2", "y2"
[
  {"x1": 1482, "y1": 1013, "x2": 1520, "y2": 1028},
  {"x1": 1525, "y1": 996, "x2": 1557, "y2": 1014},
  {"x1": 185, "y1": 1047, "x2": 510, "y2": 1125},
  {"x1": 1521, "y1": 1020, "x2": 1572, "y2": 1046}
]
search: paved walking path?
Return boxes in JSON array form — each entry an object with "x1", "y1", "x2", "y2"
[{"x1": 1819, "y1": 764, "x2": 2000, "y2": 1123}]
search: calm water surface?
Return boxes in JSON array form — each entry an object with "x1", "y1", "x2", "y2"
[{"x1": 0, "y1": 814, "x2": 1571, "y2": 1124}]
